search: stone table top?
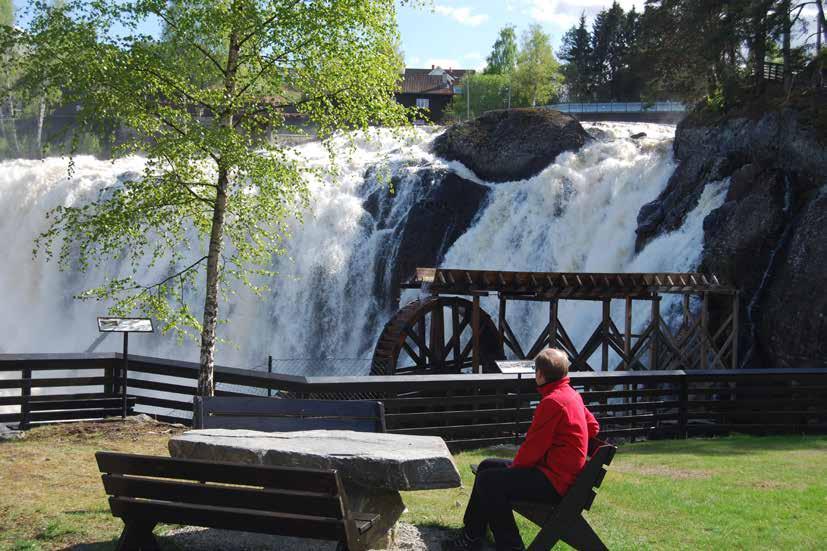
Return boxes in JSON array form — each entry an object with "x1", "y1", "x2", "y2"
[{"x1": 169, "y1": 429, "x2": 462, "y2": 492}]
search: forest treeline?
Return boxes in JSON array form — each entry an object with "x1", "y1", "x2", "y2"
[
  {"x1": 450, "y1": 0, "x2": 826, "y2": 119},
  {"x1": 1, "y1": 0, "x2": 826, "y2": 156}
]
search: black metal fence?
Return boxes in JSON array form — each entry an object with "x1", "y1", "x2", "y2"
[{"x1": 1, "y1": 353, "x2": 825, "y2": 450}]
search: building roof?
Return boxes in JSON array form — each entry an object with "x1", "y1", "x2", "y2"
[{"x1": 398, "y1": 67, "x2": 475, "y2": 96}]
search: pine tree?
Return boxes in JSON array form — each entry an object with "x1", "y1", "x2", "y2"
[{"x1": 559, "y1": 14, "x2": 593, "y2": 101}]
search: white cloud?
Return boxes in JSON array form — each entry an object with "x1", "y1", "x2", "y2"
[
  {"x1": 424, "y1": 58, "x2": 462, "y2": 70},
  {"x1": 527, "y1": 0, "x2": 646, "y2": 27},
  {"x1": 433, "y1": 4, "x2": 489, "y2": 27}
]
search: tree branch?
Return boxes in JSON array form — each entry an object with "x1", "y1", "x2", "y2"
[
  {"x1": 131, "y1": 255, "x2": 209, "y2": 293},
  {"x1": 151, "y1": 9, "x2": 228, "y2": 78}
]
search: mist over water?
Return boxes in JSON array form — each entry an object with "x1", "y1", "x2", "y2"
[{"x1": 0, "y1": 122, "x2": 727, "y2": 373}]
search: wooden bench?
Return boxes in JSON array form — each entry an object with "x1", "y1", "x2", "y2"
[
  {"x1": 193, "y1": 396, "x2": 386, "y2": 433},
  {"x1": 472, "y1": 438, "x2": 616, "y2": 551},
  {"x1": 96, "y1": 451, "x2": 381, "y2": 551}
]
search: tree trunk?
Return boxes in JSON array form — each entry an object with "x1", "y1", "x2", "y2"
[
  {"x1": 0, "y1": 101, "x2": 6, "y2": 142},
  {"x1": 197, "y1": 168, "x2": 229, "y2": 397},
  {"x1": 752, "y1": 3, "x2": 768, "y2": 93},
  {"x1": 818, "y1": 1, "x2": 827, "y2": 49},
  {"x1": 782, "y1": 0, "x2": 792, "y2": 92},
  {"x1": 197, "y1": 5, "x2": 241, "y2": 397},
  {"x1": 37, "y1": 95, "x2": 46, "y2": 156},
  {"x1": 7, "y1": 95, "x2": 20, "y2": 154}
]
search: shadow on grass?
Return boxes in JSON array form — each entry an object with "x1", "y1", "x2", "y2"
[{"x1": 616, "y1": 434, "x2": 827, "y2": 457}]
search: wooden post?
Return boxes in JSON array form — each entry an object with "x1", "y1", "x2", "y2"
[
  {"x1": 624, "y1": 296, "x2": 632, "y2": 369},
  {"x1": 700, "y1": 293, "x2": 709, "y2": 370},
  {"x1": 650, "y1": 295, "x2": 661, "y2": 370},
  {"x1": 549, "y1": 299, "x2": 558, "y2": 349},
  {"x1": 431, "y1": 304, "x2": 445, "y2": 371},
  {"x1": 122, "y1": 332, "x2": 129, "y2": 419},
  {"x1": 514, "y1": 373, "x2": 522, "y2": 446},
  {"x1": 268, "y1": 355, "x2": 273, "y2": 397},
  {"x1": 731, "y1": 292, "x2": 740, "y2": 369},
  {"x1": 498, "y1": 295, "x2": 506, "y2": 351},
  {"x1": 472, "y1": 295, "x2": 481, "y2": 374},
  {"x1": 19, "y1": 363, "x2": 31, "y2": 430},
  {"x1": 452, "y1": 305, "x2": 461, "y2": 370},
  {"x1": 602, "y1": 299, "x2": 611, "y2": 371},
  {"x1": 679, "y1": 375, "x2": 689, "y2": 439}
]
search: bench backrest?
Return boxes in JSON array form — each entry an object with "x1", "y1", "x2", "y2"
[
  {"x1": 192, "y1": 396, "x2": 386, "y2": 433},
  {"x1": 570, "y1": 438, "x2": 616, "y2": 511},
  {"x1": 95, "y1": 451, "x2": 359, "y2": 543}
]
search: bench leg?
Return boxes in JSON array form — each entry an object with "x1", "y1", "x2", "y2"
[
  {"x1": 560, "y1": 514, "x2": 607, "y2": 551},
  {"x1": 115, "y1": 521, "x2": 159, "y2": 551},
  {"x1": 336, "y1": 542, "x2": 350, "y2": 551}
]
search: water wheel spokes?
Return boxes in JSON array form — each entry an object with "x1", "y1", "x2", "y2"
[{"x1": 371, "y1": 296, "x2": 504, "y2": 376}]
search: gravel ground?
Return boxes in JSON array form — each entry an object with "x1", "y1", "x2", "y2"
[{"x1": 164, "y1": 522, "x2": 496, "y2": 551}]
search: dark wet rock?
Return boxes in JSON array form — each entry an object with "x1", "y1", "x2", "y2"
[
  {"x1": 432, "y1": 108, "x2": 590, "y2": 182},
  {"x1": 363, "y1": 168, "x2": 489, "y2": 304},
  {"x1": 758, "y1": 189, "x2": 827, "y2": 368},
  {"x1": 630, "y1": 132, "x2": 647, "y2": 139},
  {"x1": 640, "y1": 106, "x2": 827, "y2": 368}
]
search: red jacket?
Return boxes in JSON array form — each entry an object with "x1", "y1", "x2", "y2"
[{"x1": 511, "y1": 376, "x2": 599, "y2": 495}]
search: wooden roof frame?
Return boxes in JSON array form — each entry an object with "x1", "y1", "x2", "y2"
[{"x1": 401, "y1": 267, "x2": 735, "y2": 300}]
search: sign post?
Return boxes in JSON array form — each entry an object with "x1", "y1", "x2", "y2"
[{"x1": 97, "y1": 317, "x2": 154, "y2": 418}]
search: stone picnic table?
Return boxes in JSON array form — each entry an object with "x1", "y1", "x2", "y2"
[{"x1": 168, "y1": 429, "x2": 462, "y2": 545}]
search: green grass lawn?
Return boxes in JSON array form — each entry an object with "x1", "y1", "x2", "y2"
[{"x1": 1, "y1": 422, "x2": 826, "y2": 550}]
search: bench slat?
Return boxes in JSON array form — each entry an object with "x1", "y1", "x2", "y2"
[
  {"x1": 96, "y1": 452, "x2": 339, "y2": 495},
  {"x1": 102, "y1": 475, "x2": 344, "y2": 519},
  {"x1": 200, "y1": 415, "x2": 381, "y2": 433},
  {"x1": 195, "y1": 397, "x2": 385, "y2": 433},
  {"x1": 108, "y1": 497, "x2": 348, "y2": 541}
]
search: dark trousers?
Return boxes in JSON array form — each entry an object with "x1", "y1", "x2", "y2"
[{"x1": 464, "y1": 458, "x2": 561, "y2": 551}]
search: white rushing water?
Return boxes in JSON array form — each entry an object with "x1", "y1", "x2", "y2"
[{"x1": 0, "y1": 122, "x2": 728, "y2": 373}]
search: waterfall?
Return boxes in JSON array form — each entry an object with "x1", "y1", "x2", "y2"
[{"x1": 0, "y1": 122, "x2": 728, "y2": 374}]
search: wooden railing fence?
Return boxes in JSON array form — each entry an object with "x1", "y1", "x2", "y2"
[{"x1": 1, "y1": 354, "x2": 826, "y2": 449}]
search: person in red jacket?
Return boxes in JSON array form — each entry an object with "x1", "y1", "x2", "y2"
[{"x1": 443, "y1": 348, "x2": 599, "y2": 551}]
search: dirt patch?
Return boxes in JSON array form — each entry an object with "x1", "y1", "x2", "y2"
[
  {"x1": 23, "y1": 416, "x2": 186, "y2": 443},
  {"x1": 614, "y1": 464, "x2": 712, "y2": 480}
]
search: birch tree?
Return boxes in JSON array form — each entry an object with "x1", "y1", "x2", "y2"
[{"x1": 2, "y1": 0, "x2": 411, "y2": 394}]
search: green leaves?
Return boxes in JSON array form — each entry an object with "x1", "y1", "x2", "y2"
[{"x1": 11, "y1": 0, "x2": 413, "y2": 345}]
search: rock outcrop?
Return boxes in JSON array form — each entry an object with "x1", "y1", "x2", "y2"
[
  {"x1": 432, "y1": 109, "x2": 590, "y2": 182},
  {"x1": 634, "y1": 107, "x2": 827, "y2": 368},
  {"x1": 363, "y1": 167, "x2": 489, "y2": 303}
]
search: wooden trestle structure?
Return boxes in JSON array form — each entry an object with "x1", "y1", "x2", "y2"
[{"x1": 371, "y1": 268, "x2": 739, "y2": 375}]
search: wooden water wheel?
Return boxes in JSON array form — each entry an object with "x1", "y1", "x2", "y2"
[{"x1": 371, "y1": 296, "x2": 504, "y2": 375}]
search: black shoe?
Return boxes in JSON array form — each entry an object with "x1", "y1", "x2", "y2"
[{"x1": 442, "y1": 529, "x2": 483, "y2": 551}]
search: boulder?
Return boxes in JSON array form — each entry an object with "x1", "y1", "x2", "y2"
[
  {"x1": 630, "y1": 132, "x2": 647, "y2": 139},
  {"x1": 0, "y1": 423, "x2": 24, "y2": 442},
  {"x1": 169, "y1": 429, "x2": 462, "y2": 491},
  {"x1": 432, "y1": 109, "x2": 591, "y2": 182}
]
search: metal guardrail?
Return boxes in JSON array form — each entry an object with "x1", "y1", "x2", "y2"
[{"x1": 547, "y1": 101, "x2": 687, "y2": 114}]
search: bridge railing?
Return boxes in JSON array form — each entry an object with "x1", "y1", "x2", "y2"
[
  {"x1": 547, "y1": 101, "x2": 687, "y2": 114},
  {"x1": 1, "y1": 353, "x2": 825, "y2": 449}
]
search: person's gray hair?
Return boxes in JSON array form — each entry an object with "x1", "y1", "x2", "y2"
[{"x1": 534, "y1": 348, "x2": 570, "y2": 382}]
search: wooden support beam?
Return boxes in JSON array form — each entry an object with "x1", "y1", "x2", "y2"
[
  {"x1": 732, "y1": 291, "x2": 740, "y2": 369},
  {"x1": 472, "y1": 295, "x2": 481, "y2": 374},
  {"x1": 650, "y1": 295, "x2": 661, "y2": 370},
  {"x1": 602, "y1": 300, "x2": 611, "y2": 372},
  {"x1": 700, "y1": 293, "x2": 709, "y2": 370},
  {"x1": 498, "y1": 295, "x2": 506, "y2": 351},
  {"x1": 549, "y1": 299, "x2": 559, "y2": 349},
  {"x1": 624, "y1": 296, "x2": 632, "y2": 370},
  {"x1": 452, "y1": 305, "x2": 462, "y2": 369},
  {"x1": 431, "y1": 304, "x2": 445, "y2": 371}
]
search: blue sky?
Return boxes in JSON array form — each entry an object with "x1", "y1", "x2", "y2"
[{"x1": 397, "y1": 0, "x2": 648, "y2": 71}]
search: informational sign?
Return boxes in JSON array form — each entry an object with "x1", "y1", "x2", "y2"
[
  {"x1": 453, "y1": 86, "x2": 464, "y2": 94},
  {"x1": 97, "y1": 317, "x2": 154, "y2": 333}
]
